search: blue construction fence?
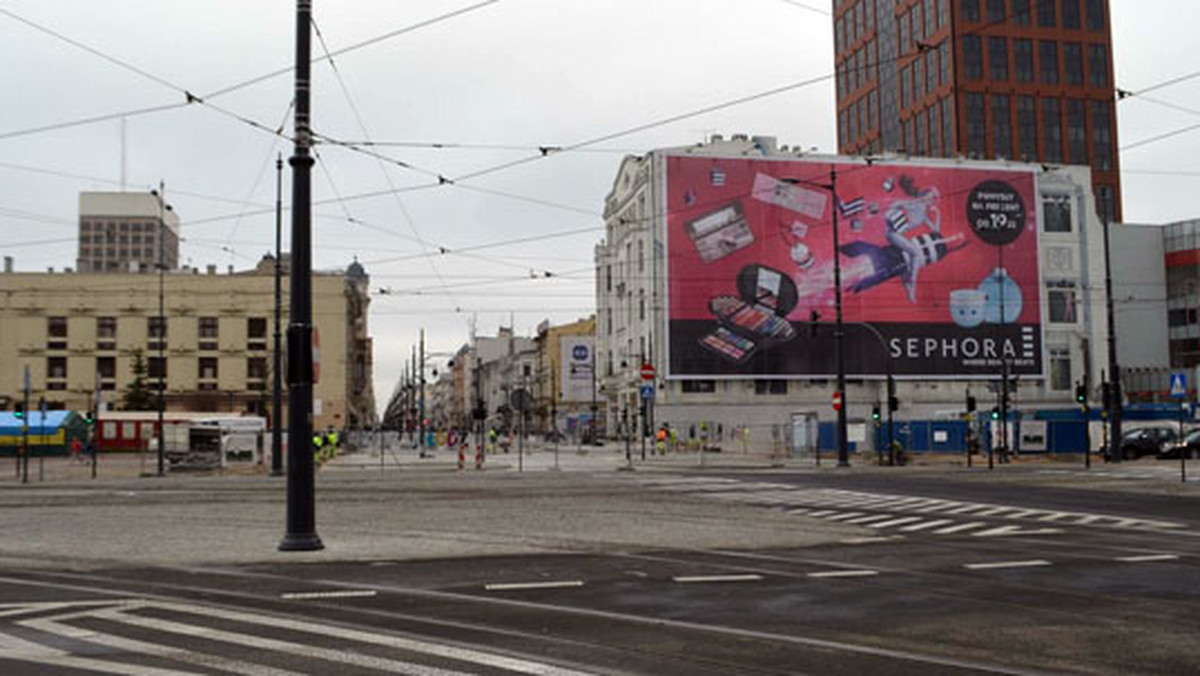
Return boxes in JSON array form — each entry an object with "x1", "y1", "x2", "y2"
[{"x1": 814, "y1": 403, "x2": 1194, "y2": 455}]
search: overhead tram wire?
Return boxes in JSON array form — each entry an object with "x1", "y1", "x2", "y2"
[
  {"x1": 310, "y1": 18, "x2": 462, "y2": 310},
  {"x1": 225, "y1": 101, "x2": 296, "y2": 258},
  {"x1": 0, "y1": 2, "x2": 501, "y2": 144}
]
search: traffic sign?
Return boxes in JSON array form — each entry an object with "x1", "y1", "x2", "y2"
[
  {"x1": 1170, "y1": 372, "x2": 1188, "y2": 399},
  {"x1": 639, "y1": 384, "x2": 655, "y2": 401},
  {"x1": 640, "y1": 362, "x2": 656, "y2": 381},
  {"x1": 832, "y1": 391, "x2": 843, "y2": 411}
]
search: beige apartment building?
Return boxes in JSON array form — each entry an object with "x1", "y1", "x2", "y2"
[
  {"x1": 0, "y1": 256, "x2": 375, "y2": 431},
  {"x1": 77, "y1": 191, "x2": 181, "y2": 273}
]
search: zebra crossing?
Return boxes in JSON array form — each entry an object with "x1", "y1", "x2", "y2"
[
  {"x1": 0, "y1": 598, "x2": 594, "y2": 675},
  {"x1": 635, "y1": 476, "x2": 1188, "y2": 538},
  {"x1": 1036, "y1": 466, "x2": 1184, "y2": 481}
]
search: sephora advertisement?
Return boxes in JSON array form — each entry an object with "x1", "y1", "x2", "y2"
[
  {"x1": 665, "y1": 155, "x2": 1042, "y2": 378},
  {"x1": 560, "y1": 336, "x2": 595, "y2": 402}
]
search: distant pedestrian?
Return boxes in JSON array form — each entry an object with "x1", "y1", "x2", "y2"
[{"x1": 70, "y1": 437, "x2": 84, "y2": 463}]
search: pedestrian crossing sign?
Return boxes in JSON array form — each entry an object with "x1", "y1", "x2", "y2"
[{"x1": 1170, "y1": 372, "x2": 1187, "y2": 399}]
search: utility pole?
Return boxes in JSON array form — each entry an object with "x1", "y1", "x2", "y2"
[
  {"x1": 280, "y1": 0, "x2": 323, "y2": 552},
  {"x1": 419, "y1": 329, "x2": 426, "y2": 452},
  {"x1": 831, "y1": 168, "x2": 849, "y2": 467},
  {"x1": 1103, "y1": 216, "x2": 1123, "y2": 462},
  {"x1": 271, "y1": 154, "x2": 284, "y2": 477},
  {"x1": 155, "y1": 181, "x2": 167, "y2": 478}
]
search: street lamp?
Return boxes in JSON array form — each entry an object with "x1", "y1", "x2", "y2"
[
  {"x1": 782, "y1": 169, "x2": 849, "y2": 467},
  {"x1": 150, "y1": 184, "x2": 173, "y2": 478}
]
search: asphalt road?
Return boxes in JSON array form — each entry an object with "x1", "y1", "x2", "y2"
[{"x1": 1, "y1": 460, "x2": 1197, "y2": 675}]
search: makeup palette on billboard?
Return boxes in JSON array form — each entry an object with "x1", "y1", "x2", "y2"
[{"x1": 665, "y1": 156, "x2": 1042, "y2": 378}]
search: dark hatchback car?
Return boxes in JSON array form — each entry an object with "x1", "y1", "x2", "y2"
[
  {"x1": 1158, "y1": 428, "x2": 1200, "y2": 460},
  {"x1": 1105, "y1": 426, "x2": 1177, "y2": 460}
]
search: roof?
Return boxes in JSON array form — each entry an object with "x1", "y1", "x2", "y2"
[{"x1": 0, "y1": 411, "x2": 77, "y2": 434}]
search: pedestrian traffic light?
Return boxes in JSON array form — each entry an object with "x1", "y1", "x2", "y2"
[
  {"x1": 966, "y1": 394, "x2": 976, "y2": 413},
  {"x1": 990, "y1": 406, "x2": 1000, "y2": 420},
  {"x1": 1074, "y1": 383, "x2": 1087, "y2": 405},
  {"x1": 888, "y1": 395, "x2": 899, "y2": 412},
  {"x1": 871, "y1": 404, "x2": 881, "y2": 422}
]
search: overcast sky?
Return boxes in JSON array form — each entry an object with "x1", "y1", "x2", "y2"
[{"x1": 1, "y1": 0, "x2": 1197, "y2": 413}]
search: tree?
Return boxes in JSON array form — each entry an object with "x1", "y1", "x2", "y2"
[{"x1": 122, "y1": 349, "x2": 156, "y2": 411}]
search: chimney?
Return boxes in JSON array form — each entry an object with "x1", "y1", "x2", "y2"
[
  {"x1": 206, "y1": 264, "x2": 216, "y2": 275},
  {"x1": 3, "y1": 256, "x2": 12, "y2": 273}
]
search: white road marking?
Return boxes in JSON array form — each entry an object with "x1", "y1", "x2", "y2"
[
  {"x1": 972, "y1": 526, "x2": 1063, "y2": 538},
  {"x1": 280, "y1": 590, "x2": 378, "y2": 600},
  {"x1": 933, "y1": 522, "x2": 987, "y2": 534},
  {"x1": 899, "y1": 519, "x2": 955, "y2": 532},
  {"x1": 1115, "y1": 554, "x2": 1181, "y2": 563},
  {"x1": 807, "y1": 570, "x2": 879, "y2": 578},
  {"x1": 964, "y1": 560, "x2": 1053, "y2": 570},
  {"x1": 0, "y1": 628, "x2": 205, "y2": 676},
  {"x1": 127, "y1": 601, "x2": 595, "y2": 676},
  {"x1": 824, "y1": 512, "x2": 869, "y2": 521},
  {"x1": 484, "y1": 581, "x2": 585, "y2": 592},
  {"x1": 806, "y1": 510, "x2": 840, "y2": 517},
  {"x1": 838, "y1": 536, "x2": 899, "y2": 544},
  {"x1": 866, "y1": 516, "x2": 926, "y2": 529},
  {"x1": 842, "y1": 514, "x2": 899, "y2": 525},
  {"x1": 672, "y1": 574, "x2": 764, "y2": 584}
]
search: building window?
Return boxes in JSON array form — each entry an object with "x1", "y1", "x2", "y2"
[
  {"x1": 1039, "y1": 41, "x2": 1059, "y2": 84},
  {"x1": 199, "y1": 357, "x2": 218, "y2": 381},
  {"x1": 917, "y1": 108, "x2": 928, "y2": 154},
  {"x1": 148, "y1": 316, "x2": 166, "y2": 340},
  {"x1": 199, "y1": 317, "x2": 218, "y2": 339},
  {"x1": 988, "y1": 37, "x2": 1008, "y2": 81},
  {"x1": 943, "y1": 96, "x2": 956, "y2": 155},
  {"x1": 1014, "y1": 39, "x2": 1034, "y2": 83},
  {"x1": 986, "y1": 0, "x2": 1005, "y2": 22},
  {"x1": 1049, "y1": 348, "x2": 1071, "y2": 391},
  {"x1": 1066, "y1": 99, "x2": 1088, "y2": 165},
  {"x1": 926, "y1": 47, "x2": 938, "y2": 92},
  {"x1": 913, "y1": 58, "x2": 923, "y2": 102},
  {"x1": 1061, "y1": 0, "x2": 1080, "y2": 29},
  {"x1": 1063, "y1": 43, "x2": 1083, "y2": 85},
  {"x1": 48, "y1": 316, "x2": 67, "y2": 338},
  {"x1": 47, "y1": 356, "x2": 67, "y2": 380},
  {"x1": 148, "y1": 357, "x2": 167, "y2": 381},
  {"x1": 961, "y1": 0, "x2": 980, "y2": 22},
  {"x1": 1017, "y1": 96, "x2": 1038, "y2": 160},
  {"x1": 900, "y1": 66, "x2": 909, "y2": 109},
  {"x1": 925, "y1": 0, "x2": 936, "y2": 35},
  {"x1": 1037, "y1": 0, "x2": 1056, "y2": 27},
  {"x1": 247, "y1": 356, "x2": 267, "y2": 381},
  {"x1": 1088, "y1": 44, "x2": 1108, "y2": 87},
  {"x1": 248, "y1": 317, "x2": 267, "y2": 339},
  {"x1": 1049, "y1": 285, "x2": 1078, "y2": 323},
  {"x1": 1013, "y1": 0, "x2": 1031, "y2": 24},
  {"x1": 965, "y1": 92, "x2": 987, "y2": 156},
  {"x1": 96, "y1": 316, "x2": 117, "y2": 345},
  {"x1": 991, "y1": 95, "x2": 1012, "y2": 158},
  {"x1": 930, "y1": 103, "x2": 942, "y2": 156},
  {"x1": 964, "y1": 35, "x2": 983, "y2": 80},
  {"x1": 97, "y1": 356, "x2": 116, "y2": 381},
  {"x1": 1044, "y1": 196, "x2": 1072, "y2": 232},
  {"x1": 1090, "y1": 100, "x2": 1113, "y2": 171},
  {"x1": 755, "y1": 380, "x2": 789, "y2": 395},
  {"x1": 1084, "y1": 0, "x2": 1104, "y2": 31},
  {"x1": 681, "y1": 380, "x2": 716, "y2": 394},
  {"x1": 1042, "y1": 98, "x2": 1063, "y2": 163}
]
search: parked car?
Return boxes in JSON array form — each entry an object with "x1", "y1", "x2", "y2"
[
  {"x1": 1158, "y1": 428, "x2": 1200, "y2": 460},
  {"x1": 1105, "y1": 426, "x2": 1177, "y2": 460}
]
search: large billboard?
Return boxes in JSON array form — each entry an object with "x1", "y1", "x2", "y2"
[
  {"x1": 560, "y1": 336, "x2": 595, "y2": 402},
  {"x1": 665, "y1": 155, "x2": 1042, "y2": 378}
]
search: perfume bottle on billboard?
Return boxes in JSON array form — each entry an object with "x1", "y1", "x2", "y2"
[{"x1": 978, "y1": 268, "x2": 1023, "y2": 324}]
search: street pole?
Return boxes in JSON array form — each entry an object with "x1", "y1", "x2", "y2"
[
  {"x1": 21, "y1": 370, "x2": 29, "y2": 484},
  {"x1": 1103, "y1": 216, "x2": 1123, "y2": 462},
  {"x1": 1181, "y1": 400, "x2": 1187, "y2": 483},
  {"x1": 831, "y1": 168, "x2": 849, "y2": 467},
  {"x1": 590, "y1": 340, "x2": 597, "y2": 445},
  {"x1": 272, "y1": 154, "x2": 284, "y2": 477},
  {"x1": 419, "y1": 329, "x2": 426, "y2": 452},
  {"x1": 156, "y1": 181, "x2": 166, "y2": 478},
  {"x1": 280, "y1": 0, "x2": 323, "y2": 552}
]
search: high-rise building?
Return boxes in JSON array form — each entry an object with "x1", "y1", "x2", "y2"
[
  {"x1": 832, "y1": 0, "x2": 1120, "y2": 221},
  {"x1": 77, "y1": 192, "x2": 180, "y2": 273}
]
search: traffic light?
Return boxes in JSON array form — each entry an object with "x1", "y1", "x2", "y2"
[
  {"x1": 13, "y1": 403, "x2": 23, "y2": 419},
  {"x1": 871, "y1": 404, "x2": 881, "y2": 422},
  {"x1": 84, "y1": 411, "x2": 94, "y2": 424},
  {"x1": 1101, "y1": 382, "x2": 1112, "y2": 410},
  {"x1": 1074, "y1": 382, "x2": 1087, "y2": 405},
  {"x1": 990, "y1": 406, "x2": 1000, "y2": 420},
  {"x1": 966, "y1": 394, "x2": 976, "y2": 413}
]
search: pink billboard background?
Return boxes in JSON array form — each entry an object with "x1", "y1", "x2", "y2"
[{"x1": 665, "y1": 155, "x2": 1042, "y2": 377}]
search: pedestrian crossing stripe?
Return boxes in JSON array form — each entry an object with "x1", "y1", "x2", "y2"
[{"x1": 634, "y1": 476, "x2": 1187, "y2": 535}]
